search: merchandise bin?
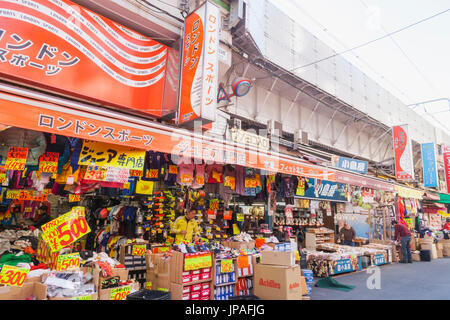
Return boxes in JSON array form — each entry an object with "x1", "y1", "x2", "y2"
[{"x1": 126, "y1": 289, "x2": 171, "y2": 300}]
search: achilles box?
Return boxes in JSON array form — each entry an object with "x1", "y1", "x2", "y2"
[
  {"x1": 260, "y1": 250, "x2": 296, "y2": 267},
  {"x1": 254, "y1": 264, "x2": 302, "y2": 300}
]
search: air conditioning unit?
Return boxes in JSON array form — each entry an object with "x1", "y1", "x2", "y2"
[
  {"x1": 229, "y1": 0, "x2": 245, "y2": 29},
  {"x1": 267, "y1": 120, "x2": 282, "y2": 137},
  {"x1": 294, "y1": 130, "x2": 309, "y2": 149}
]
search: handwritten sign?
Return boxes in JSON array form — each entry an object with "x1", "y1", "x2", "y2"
[
  {"x1": 0, "y1": 265, "x2": 29, "y2": 287},
  {"x1": 132, "y1": 245, "x2": 146, "y2": 256},
  {"x1": 84, "y1": 166, "x2": 108, "y2": 181},
  {"x1": 237, "y1": 255, "x2": 250, "y2": 269},
  {"x1": 41, "y1": 207, "x2": 91, "y2": 252},
  {"x1": 106, "y1": 167, "x2": 130, "y2": 184},
  {"x1": 184, "y1": 253, "x2": 212, "y2": 271},
  {"x1": 39, "y1": 152, "x2": 59, "y2": 173},
  {"x1": 110, "y1": 285, "x2": 131, "y2": 300},
  {"x1": 56, "y1": 253, "x2": 81, "y2": 271},
  {"x1": 220, "y1": 259, "x2": 233, "y2": 273},
  {"x1": 5, "y1": 147, "x2": 28, "y2": 171},
  {"x1": 0, "y1": 166, "x2": 6, "y2": 184},
  {"x1": 69, "y1": 194, "x2": 81, "y2": 202}
]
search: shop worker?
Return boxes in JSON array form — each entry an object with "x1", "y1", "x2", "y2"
[
  {"x1": 392, "y1": 220, "x2": 412, "y2": 263},
  {"x1": 338, "y1": 222, "x2": 356, "y2": 246},
  {"x1": 172, "y1": 208, "x2": 200, "y2": 244}
]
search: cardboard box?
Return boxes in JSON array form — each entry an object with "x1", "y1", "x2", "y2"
[
  {"x1": 437, "y1": 249, "x2": 443, "y2": 259},
  {"x1": 260, "y1": 250, "x2": 296, "y2": 267},
  {"x1": 412, "y1": 252, "x2": 421, "y2": 262},
  {"x1": 98, "y1": 281, "x2": 139, "y2": 300},
  {"x1": 300, "y1": 276, "x2": 308, "y2": 296},
  {"x1": 222, "y1": 240, "x2": 255, "y2": 250},
  {"x1": 436, "y1": 243, "x2": 443, "y2": 251},
  {"x1": 146, "y1": 270, "x2": 170, "y2": 290},
  {"x1": 48, "y1": 292, "x2": 98, "y2": 300},
  {"x1": 443, "y1": 247, "x2": 450, "y2": 257},
  {"x1": 0, "y1": 282, "x2": 47, "y2": 300},
  {"x1": 170, "y1": 282, "x2": 211, "y2": 300},
  {"x1": 94, "y1": 266, "x2": 129, "y2": 290},
  {"x1": 253, "y1": 264, "x2": 302, "y2": 300}
]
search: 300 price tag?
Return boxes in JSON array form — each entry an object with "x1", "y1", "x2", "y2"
[
  {"x1": 132, "y1": 245, "x2": 146, "y2": 256},
  {"x1": 0, "y1": 265, "x2": 29, "y2": 287},
  {"x1": 56, "y1": 253, "x2": 81, "y2": 271},
  {"x1": 110, "y1": 286, "x2": 131, "y2": 300}
]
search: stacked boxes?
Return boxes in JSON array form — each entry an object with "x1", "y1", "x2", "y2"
[
  {"x1": 215, "y1": 262, "x2": 236, "y2": 285},
  {"x1": 235, "y1": 277, "x2": 253, "y2": 296},
  {"x1": 214, "y1": 284, "x2": 234, "y2": 300}
]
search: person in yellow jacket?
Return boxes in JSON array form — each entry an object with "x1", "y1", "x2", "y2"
[{"x1": 172, "y1": 208, "x2": 200, "y2": 244}]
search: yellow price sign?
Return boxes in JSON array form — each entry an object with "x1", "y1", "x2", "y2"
[
  {"x1": 69, "y1": 194, "x2": 81, "y2": 202},
  {"x1": 0, "y1": 265, "x2": 29, "y2": 287},
  {"x1": 132, "y1": 245, "x2": 146, "y2": 256},
  {"x1": 145, "y1": 281, "x2": 152, "y2": 290},
  {"x1": 5, "y1": 147, "x2": 28, "y2": 171},
  {"x1": 110, "y1": 285, "x2": 131, "y2": 300},
  {"x1": 56, "y1": 253, "x2": 81, "y2": 271},
  {"x1": 220, "y1": 259, "x2": 233, "y2": 273}
]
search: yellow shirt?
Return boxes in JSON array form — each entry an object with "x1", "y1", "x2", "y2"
[{"x1": 171, "y1": 216, "x2": 199, "y2": 244}]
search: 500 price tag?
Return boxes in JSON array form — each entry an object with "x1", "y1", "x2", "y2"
[
  {"x1": 132, "y1": 245, "x2": 146, "y2": 256},
  {"x1": 56, "y1": 253, "x2": 81, "y2": 271},
  {"x1": 0, "y1": 265, "x2": 29, "y2": 287},
  {"x1": 41, "y1": 207, "x2": 91, "y2": 252},
  {"x1": 110, "y1": 286, "x2": 131, "y2": 300}
]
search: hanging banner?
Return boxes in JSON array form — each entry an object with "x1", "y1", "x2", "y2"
[
  {"x1": 392, "y1": 125, "x2": 415, "y2": 181},
  {"x1": 444, "y1": 145, "x2": 450, "y2": 194},
  {"x1": 296, "y1": 178, "x2": 348, "y2": 202},
  {"x1": 4, "y1": 147, "x2": 28, "y2": 171},
  {"x1": 0, "y1": 0, "x2": 176, "y2": 118},
  {"x1": 421, "y1": 143, "x2": 438, "y2": 188},
  {"x1": 178, "y1": 0, "x2": 220, "y2": 126},
  {"x1": 78, "y1": 140, "x2": 145, "y2": 171}
]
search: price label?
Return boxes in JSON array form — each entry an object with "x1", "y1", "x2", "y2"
[
  {"x1": 39, "y1": 152, "x2": 59, "y2": 173},
  {"x1": 180, "y1": 174, "x2": 193, "y2": 184},
  {"x1": 0, "y1": 166, "x2": 6, "y2": 184},
  {"x1": 84, "y1": 166, "x2": 107, "y2": 181},
  {"x1": 157, "y1": 288, "x2": 169, "y2": 292},
  {"x1": 0, "y1": 265, "x2": 29, "y2": 287},
  {"x1": 195, "y1": 175, "x2": 205, "y2": 185},
  {"x1": 220, "y1": 259, "x2": 233, "y2": 273},
  {"x1": 110, "y1": 285, "x2": 131, "y2": 300},
  {"x1": 130, "y1": 170, "x2": 143, "y2": 177},
  {"x1": 244, "y1": 178, "x2": 257, "y2": 188},
  {"x1": 41, "y1": 207, "x2": 91, "y2": 252},
  {"x1": 56, "y1": 253, "x2": 81, "y2": 271},
  {"x1": 71, "y1": 295, "x2": 92, "y2": 300},
  {"x1": 6, "y1": 190, "x2": 20, "y2": 200},
  {"x1": 5, "y1": 147, "x2": 28, "y2": 171},
  {"x1": 145, "y1": 281, "x2": 152, "y2": 290},
  {"x1": 224, "y1": 176, "x2": 236, "y2": 190},
  {"x1": 237, "y1": 214, "x2": 244, "y2": 222},
  {"x1": 69, "y1": 194, "x2": 81, "y2": 202},
  {"x1": 237, "y1": 255, "x2": 250, "y2": 269},
  {"x1": 147, "y1": 169, "x2": 159, "y2": 179},
  {"x1": 132, "y1": 245, "x2": 146, "y2": 256},
  {"x1": 168, "y1": 165, "x2": 178, "y2": 174}
]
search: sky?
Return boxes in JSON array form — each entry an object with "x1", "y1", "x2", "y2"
[{"x1": 269, "y1": 0, "x2": 450, "y2": 135}]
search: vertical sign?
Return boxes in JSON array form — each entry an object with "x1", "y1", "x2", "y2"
[
  {"x1": 392, "y1": 125, "x2": 415, "y2": 181},
  {"x1": 443, "y1": 145, "x2": 450, "y2": 193},
  {"x1": 421, "y1": 143, "x2": 438, "y2": 188},
  {"x1": 178, "y1": 1, "x2": 220, "y2": 126}
]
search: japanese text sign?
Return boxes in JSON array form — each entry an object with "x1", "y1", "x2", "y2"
[
  {"x1": 0, "y1": 0, "x2": 171, "y2": 117},
  {"x1": 443, "y1": 146, "x2": 450, "y2": 193},
  {"x1": 0, "y1": 265, "x2": 29, "y2": 287},
  {"x1": 178, "y1": 1, "x2": 220, "y2": 125},
  {"x1": 336, "y1": 156, "x2": 368, "y2": 175},
  {"x1": 0, "y1": 166, "x2": 6, "y2": 184},
  {"x1": 421, "y1": 143, "x2": 438, "y2": 188},
  {"x1": 78, "y1": 140, "x2": 145, "y2": 171},
  {"x1": 56, "y1": 253, "x2": 81, "y2": 271},
  {"x1": 110, "y1": 285, "x2": 131, "y2": 300},
  {"x1": 68, "y1": 194, "x2": 81, "y2": 202},
  {"x1": 39, "y1": 152, "x2": 59, "y2": 173},
  {"x1": 41, "y1": 207, "x2": 91, "y2": 252},
  {"x1": 5, "y1": 147, "x2": 28, "y2": 171},
  {"x1": 220, "y1": 259, "x2": 233, "y2": 273},
  {"x1": 297, "y1": 178, "x2": 348, "y2": 202},
  {"x1": 132, "y1": 245, "x2": 146, "y2": 256},
  {"x1": 393, "y1": 125, "x2": 415, "y2": 181},
  {"x1": 184, "y1": 253, "x2": 212, "y2": 271}
]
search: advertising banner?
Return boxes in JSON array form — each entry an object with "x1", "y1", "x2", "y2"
[
  {"x1": 421, "y1": 143, "x2": 438, "y2": 188},
  {"x1": 296, "y1": 178, "x2": 348, "y2": 202},
  {"x1": 444, "y1": 145, "x2": 450, "y2": 193},
  {"x1": 393, "y1": 125, "x2": 415, "y2": 181},
  {"x1": 178, "y1": 1, "x2": 220, "y2": 126},
  {"x1": 0, "y1": 0, "x2": 172, "y2": 117},
  {"x1": 336, "y1": 156, "x2": 368, "y2": 174}
]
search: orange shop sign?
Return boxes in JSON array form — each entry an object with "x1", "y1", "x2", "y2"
[
  {"x1": 0, "y1": 91, "x2": 335, "y2": 181},
  {"x1": 0, "y1": 0, "x2": 175, "y2": 117},
  {"x1": 178, "y1": 1, "x2": 220, "y2": 126}
]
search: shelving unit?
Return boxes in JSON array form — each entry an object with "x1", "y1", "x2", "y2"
[{"x1": 305, "y1": 227, "x2": 335, "y2": 250}]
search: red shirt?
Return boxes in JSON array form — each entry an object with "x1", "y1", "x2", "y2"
[
  {"x1": 394, "y1": 224, "x2": 411, "y2": 240},
  {"x1": 443, "y1": 222, "x2": 450, "y2": 231}
]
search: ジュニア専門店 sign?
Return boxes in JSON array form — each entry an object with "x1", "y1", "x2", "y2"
[
  {"x1": 178, "y1": 1, "x2": 220, "y2": 127},
  {"x1": 0, "y1": 0, "x2": 177, "y2": 117}
]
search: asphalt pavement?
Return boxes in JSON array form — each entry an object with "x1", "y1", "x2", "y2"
[{"x1": 310, "y1": 257, "x2": 450, "y2": 300}]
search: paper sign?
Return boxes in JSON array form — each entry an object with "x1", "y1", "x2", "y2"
[
  {"x1": 135, "y1": 180, "x2": 154, "y2": 195},
  {"x1": 130, "y1": 170, "x2": 143, "y2": 177},
  {"x1": 0, "y1": 265, "x2": 29, "y2": 287},
  {"x1": 41, "y1": 207, "x2": 91, "y2": 252},
  {"x1": 79, "y1": 140, "x2": 146, "y2": 171},
  {"x1": 184, "y1": 253, "x2": 212, "y2": 271},
  {"x1": 224, "y1": 176, "x2": 236, "y2": 190},
  {"x1": 223, "y1": 210, "x2": 232, "y2": 220},
  {"x1": 56, "y1": 253, "x2": 81, "y2": 271},
  {"x1": 39, "y1": 152, "x2": 59, "y2": 173},
  {"x1": 236, "y1": 214, "x2": 244, "y2": 222},
  {"x1": 110, "y1": 285, "x2": 131, "y2": 300},
  {"x1": 244, "y1": 178, "x2": 257, "y2": 188},
  {"x1": 106, "y1": 167, "x2": 130, "y2": 184},
  {"x1": 132, "y1": 245, "x2": 146, "y2": 256},
  {"x1": 5, "y1": 147, "x2": 28, "y2": 171},
  {"x1": 0, "y1": 166, "x2": 6, "y2": 184},
  {"x1": 232, "y1": 224, "x2": 240, "y2": 235},
  {"x1": 69, "y1": 194, "x2": 81, "y2": 202},
  {"x1": 168, "y1": 165, "x2": 178, "y2": 174},
  {"x1": 84, "y1": 166, "x2": 108, "y2": 181},
  {"x1": 237, "y1": 255, "x2": 250, "y2": 269},
  {"x1": 145, "y1": 282, "x2": 152, "y2": 290},
  {"x1": 220, "y1": 259, "x2": 233, "y2": 273},
  {"x1": 196, "y1": 175, "x2": 205, "y2": 185}
]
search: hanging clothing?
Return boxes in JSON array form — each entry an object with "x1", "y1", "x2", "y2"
[
  {"x1": 206, "y1": 164, "x2": 223, "y2": 184},
  {"x1": 234, "y1": 165, "x2": 245, "y2": 196},
  {"x1": 177, "y1": 163, "x2": 195, "y2": 186},
  {"x1": 192, "y1": 164, "x2": 206, "y2": 189}
]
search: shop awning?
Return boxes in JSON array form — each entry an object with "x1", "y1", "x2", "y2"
[
  {"x1": 423, "y1": 192, "x2": 440, "y2": 201},
  {"x1": 436, "y1": 193, "x2": 450, "y2": 204},
  {"x1": 0, "y1": 89, "x2": 336, "y2": 181}
]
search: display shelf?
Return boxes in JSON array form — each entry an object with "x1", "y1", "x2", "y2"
[
  {"x1": 214, "y1": 281, "x2": 237, "y2": 287},
  {"x1": 305, "y1": 228, "x2": 335, "y2": 250},
  {"x1": 183, "y1": 278, "x2": 212, "y2": 286}
]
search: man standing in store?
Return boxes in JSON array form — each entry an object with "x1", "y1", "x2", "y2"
[
  {"x1": 392, "y1": 220, "x2": 412, "y2": 263},
  {"x1": 337, "y1": 222, "x2": 356, "y2": 246},
  {"x1": 172, "y1": 208, "x2": 200, "y2": 244}
]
